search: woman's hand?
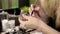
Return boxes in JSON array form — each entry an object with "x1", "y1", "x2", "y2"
[
  {"x1": 18, "y1": 15, "x2": 60, "y2": 34},
  {"x1": 18, "y1": 14, "x2": 45, "y2": 29}
]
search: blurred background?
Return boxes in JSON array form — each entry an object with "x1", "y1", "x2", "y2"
[{"x1": 0, "y1": 0, "x2": 36, "y2": 9}]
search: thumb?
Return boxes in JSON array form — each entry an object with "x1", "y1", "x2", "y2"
[{"x1": 22, "y1": 14, "x2": 29, "y2": 19}]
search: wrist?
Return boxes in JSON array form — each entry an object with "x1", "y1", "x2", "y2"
[{"x1": 37, "y1": 21, "x2": 47, "y2": 31}]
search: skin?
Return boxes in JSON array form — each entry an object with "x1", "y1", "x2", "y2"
[
  {"x1": 18, "y1": 15, "x2": 60, "y2": 34},
  {"x1": 18, "y1": 4, "x2": 60, "y2": 34},
  {"x1": 29, "y1": 4, "x2": 48, "y2": 23}
]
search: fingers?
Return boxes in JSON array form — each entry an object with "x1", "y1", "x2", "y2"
[
  {"x1": 18, "y1": 14, "x2": 42, "y2": 29},
  {"x1": 18, "y1": 14, "x2": 29, "y2": 29},
  {"x1": 22, "y1": 14, "x2": 29, "y2": 18},
  {"x1": 18, "y1": 17, "x2": 28, "y2": 29}
]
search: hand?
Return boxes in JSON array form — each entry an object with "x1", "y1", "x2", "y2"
[{"x1": 18, "y1": 14, "x2": 45, "y2": 29}]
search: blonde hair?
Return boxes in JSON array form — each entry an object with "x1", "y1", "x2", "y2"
[
  {"x1": 56, "y1": 6, "x2": 60, "y2": 28},
  {"x1": 55, "y1": 0, "x2": 60, "y2": 28},
  {"x1": 37, "y1": 0, "x2": 60, "y2": 27}
]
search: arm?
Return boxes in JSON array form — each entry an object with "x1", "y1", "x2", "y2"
[
  {"x1": 19, "y1": 15, "x2": 60, "y2": 34},
  {"x1": 37, "y1": 20, "x2": 60, "y2": 34}
]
